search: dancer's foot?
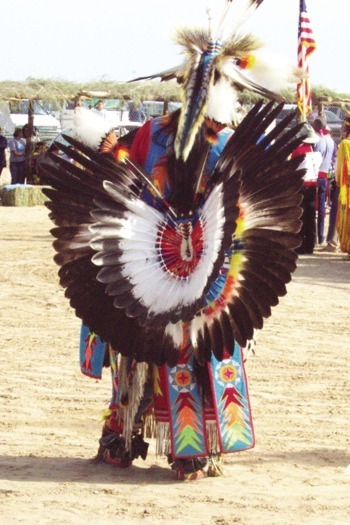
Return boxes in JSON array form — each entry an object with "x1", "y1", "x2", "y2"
[
  {"x1": 96, "y1": 430, "x2": 149, "y2": 468},
  {"x1": 175, "y1": 467, "x2": 206, "y2": 481},
  {"x1": 104, "y1": 449, "x2": 133, "y2": 468},
  {"x1": 168, "y1": 456, "x2": 208, "y2": 481},
  {"x1": 98, "y1": 432, "x2": 133, "y2": 468}
]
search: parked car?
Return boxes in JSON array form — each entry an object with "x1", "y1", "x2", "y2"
[
  {"x1": 4, "y1": 99, "x2": 61, "y2": 142},
  {"x1": 143, "y1": 100, "x2": 182, "y2": 119},
  {"x1": 326, "y1": 105, "x2": 348, "y2": 121},
  {"x1": 276, "y1": 104, "x2": 343, "y2": 144}
]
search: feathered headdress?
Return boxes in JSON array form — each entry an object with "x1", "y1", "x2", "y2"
[{"x1": 131, "y1": 0, "x2": 302, "y2": 160}]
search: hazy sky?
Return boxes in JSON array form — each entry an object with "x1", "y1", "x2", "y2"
[{"x1": 1, "y1": 0, "x2": 348, "y2": 94}]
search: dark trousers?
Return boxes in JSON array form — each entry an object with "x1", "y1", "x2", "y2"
[
  {"x1": 317, "y1": 178, "x2": 328, "y2": 244},
  {"x1": 298, "y1": 185, "x2": 316, "y2": 254},
  {"x1": 326, "y1": 183, "x2": 339, "y2": 243},
  {"x1": 10, "y1": 161, "x2": 26, "y2": 184}
]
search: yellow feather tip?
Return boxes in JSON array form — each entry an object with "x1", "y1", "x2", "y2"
[
  {"x1": 101, "y1": 408, "x2": 113, "y2": 422},
  {"x1": 116, "y1": 146, "x2": 130, "y2": 163},
  {"x1": 237, "y1": 53, "x2": 256, "y2": 70}
]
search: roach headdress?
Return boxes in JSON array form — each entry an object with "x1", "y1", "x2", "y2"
[{"x1": 131, "y1": 0, "x2": 301, "y2": 160}]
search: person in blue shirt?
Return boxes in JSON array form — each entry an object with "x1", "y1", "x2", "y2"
[
  {"x1": 8, "y1": 128, "x2": 26, "y2": 184},
  {"x1": 128, "y1": 101, "x2": 147, "y2": 123},
  {"x1": 312, "y1": 116, "x2": 336, "y2": 245}
]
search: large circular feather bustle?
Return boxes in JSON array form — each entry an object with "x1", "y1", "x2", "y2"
[{"x1": 41, "y1": 101, "x2": 304, "y2": 366}]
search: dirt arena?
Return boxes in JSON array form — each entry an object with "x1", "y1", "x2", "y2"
[{"x1": 0, "y1": 169, "x2": 349, "y2": 524}]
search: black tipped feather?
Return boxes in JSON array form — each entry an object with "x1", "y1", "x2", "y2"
[
  {"x1": 209, "y1": 318, "x2": 225, "y2": 361},
  {"x1": 220, "y1": 310, "x2": 235, "y2": 353}
]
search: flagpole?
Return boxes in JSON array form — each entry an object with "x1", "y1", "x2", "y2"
[
  {"x1": 297, "y1": 0, "x2": 305, "y2": 123},
  {"x1": 301, "y1": 47, "x2": 307, "y2": 122}
]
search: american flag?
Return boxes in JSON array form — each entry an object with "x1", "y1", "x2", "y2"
[{"x1": 297, "y1": 0, "x2": 316, "y2": 119}]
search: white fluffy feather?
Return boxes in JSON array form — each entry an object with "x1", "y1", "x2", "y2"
[
  {"x1": 73, "y1": 107, "x2": 112, "y2": 150},
  {"x1": 206, "y1": 76, "x2": 240, "y2": 124},
  {"x1": 244, "y1": 51, "x2": 303, "y2": 92}
]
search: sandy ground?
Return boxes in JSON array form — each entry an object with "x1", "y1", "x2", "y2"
[{"x1": 0, "y1": 167, "x2": 349, "y2": 525}]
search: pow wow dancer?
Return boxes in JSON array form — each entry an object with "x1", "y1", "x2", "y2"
[{"x1": 41, "y1": 0, "x2": 306, "y2": 480}]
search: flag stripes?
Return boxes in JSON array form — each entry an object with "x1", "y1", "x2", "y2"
[{"x1": 297, "y1": 0, "x2": 316, "y2": 119}]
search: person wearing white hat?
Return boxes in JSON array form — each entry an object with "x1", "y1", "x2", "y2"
[{"x1": 291, "y1": 124, "x2": 322, "y2": 254}]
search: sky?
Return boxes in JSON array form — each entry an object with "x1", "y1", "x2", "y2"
[{"x1": 1, "y1": 0, "x2": 348, "y2": 95}]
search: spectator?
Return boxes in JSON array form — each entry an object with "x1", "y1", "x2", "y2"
[
  {"x1": 26, "y1": 141, "x2": 48, "y2": 185},
  {"x1": 92, "y1": 100, "x2": 108, "y2": 119},
  {"x1": 128, "y1": 101, "x2": 147, "y2": 123},
  {"x1": 23, "y1": 124, "x2": 40, "y2": 184},
  {"x1": 322, "y1": 167, "x2": 339, "y2": 252},
  {"x1": 335, "y1": 115, "x2": 350, "y2": 255},
  {"x1": 312, "y1": 116, "x2": 336, "y2": 245},
  {"x1": 0, "y1": 128, "x2": 7, "y2": 178},
  {"x1": 22, "y1": 123, "x2": 39, "y2": 142},
  {"x1": 8, "y1": 128, "x2": 26, "y2": 184},
  {"x1": 291, "y1": 124, "x2": 322, "y2": 254}
]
